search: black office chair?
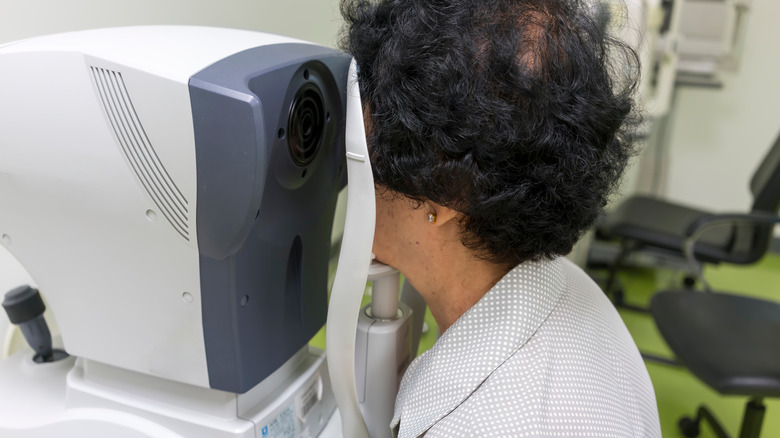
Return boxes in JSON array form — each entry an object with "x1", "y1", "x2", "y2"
[
  {"x1": 651, "y1": 211, "x2": 780, "y2": 438},
  {"x1": 593, "y1": 131, "x2": 780, "y2": 308}
]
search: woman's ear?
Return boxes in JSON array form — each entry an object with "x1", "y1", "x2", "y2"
[{"x1": 427, "y1": 202, "x2": 459, "y2": 227}]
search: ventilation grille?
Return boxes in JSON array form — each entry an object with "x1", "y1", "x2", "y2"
[{"x1": 91, "y1": 67, "x2": 190, "y2": 240}]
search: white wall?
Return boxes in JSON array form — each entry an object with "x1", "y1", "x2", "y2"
[
  {"x1": 0, "y1": 0, "x2": 343, "y2": 47},
  {"x1": 0, "y1": 0, "x2": 342, "y2": 301},
  {"x1": 662, "y1": 0, "x2": 780, "y2": 211}
]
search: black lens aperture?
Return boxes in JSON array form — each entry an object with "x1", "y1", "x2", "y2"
[{"x1": 288, "y1": 84, "x2": 325, "y2": 166}]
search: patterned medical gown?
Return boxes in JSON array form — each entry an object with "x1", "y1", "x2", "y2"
[{"x1": 391, "y1": 257, "x2": 661, "y2": 437}]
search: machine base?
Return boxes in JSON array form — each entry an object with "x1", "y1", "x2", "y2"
[{"x1": 0, "y1": 346, "x2": 339, "y2": 437}]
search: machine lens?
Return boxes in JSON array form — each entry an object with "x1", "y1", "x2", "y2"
[{"x1": 288, "y1": 84, "x2": 325, "y2": 166}]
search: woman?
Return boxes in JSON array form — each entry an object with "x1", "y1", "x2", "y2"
[{"x1": 342, "y1": 0, "x2": 661, "y2": 436}]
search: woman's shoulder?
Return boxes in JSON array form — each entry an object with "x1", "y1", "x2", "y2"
[
  {"x1": 423, "y1": 257, "x2": 661, "y2": 437},
  {"x1": 425, "y1": 310, "x2": 661, "y2": 436}
]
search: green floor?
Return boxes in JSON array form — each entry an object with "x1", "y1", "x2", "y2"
[{"x1": 312, "y1": 253, "x2": 780, "y2": 437}]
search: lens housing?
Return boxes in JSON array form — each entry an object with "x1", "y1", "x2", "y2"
[{"x1": 287, "y1": 83, "x2": 325, "y2": 166}]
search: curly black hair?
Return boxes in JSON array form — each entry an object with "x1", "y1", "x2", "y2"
[{"x1": 341, "y1": 0, "x2": 640, "y2": 267}]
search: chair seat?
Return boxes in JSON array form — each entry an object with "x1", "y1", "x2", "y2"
[
  {"x1": 651, "y1": 290, "x2": 780, "y2": 397},
  {"x1": 598, "y1": 196, "x2": 734, "y2": 262}
]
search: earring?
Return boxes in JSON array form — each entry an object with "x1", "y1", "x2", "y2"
[{"x1": 427, "y1": 213, "x2": 437, "y2": 224}]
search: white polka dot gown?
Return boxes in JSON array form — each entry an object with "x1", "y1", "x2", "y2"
[{"x1": 390, "y1": 257, "x2": 660, "y2": 437}]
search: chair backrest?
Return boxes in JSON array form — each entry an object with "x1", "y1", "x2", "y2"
[
  {"x1": 729, "y1": 131, "x2": 780, "y2": 264},
  {"x1": 750, "y1": 131, "x2": 780, "y2": 213}
]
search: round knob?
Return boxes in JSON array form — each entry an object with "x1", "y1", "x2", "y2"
[
  {"x1": 2, "y1": 285, "x2": 45, "y2": 324},
  {"x1": 3, "y1": 285, "x2": 53, "y2": 361}
]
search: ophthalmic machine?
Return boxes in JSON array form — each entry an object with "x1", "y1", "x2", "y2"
[{"x1": 0, "y1": 26, "x2": 423, "y2": 438}]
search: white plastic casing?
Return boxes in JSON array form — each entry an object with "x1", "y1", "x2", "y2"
[
  {"x1": 0, "y1": 26, "x2": 302, "y2": 388},
  {"x1": 325, "y1": 59, "x2": 374, "y2": 438}
]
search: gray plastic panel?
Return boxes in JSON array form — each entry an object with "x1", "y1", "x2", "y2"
[{"x1": 189, "y1": 44, "x2": 351, "y2": 393}]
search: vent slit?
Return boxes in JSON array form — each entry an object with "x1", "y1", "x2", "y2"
[
  {"x1": 116, "y1": 74, "x2": 189, "y2": 210},
  {"x1": 91, "y1": 66, "x2": 189, "y2": 240},
  {"x1": 112, "y1": 71, "x2": 189, "y2": 218},
  {"x1": 95, "y1": 69, "x2": 188, "y2": 237},
  {"x1": 105, "y1": 71, "x2": 187, "y2": 230},
  {"x1": 102, "y1": 71, "x2": 186, "y2": 232}
]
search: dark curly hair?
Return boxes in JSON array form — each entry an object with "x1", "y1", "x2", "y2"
[{"x1": 341, "y1": 0, "x2": 640, "y2": 267}]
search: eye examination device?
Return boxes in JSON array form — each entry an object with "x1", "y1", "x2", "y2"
[{"x1": 0, "y1": 26, "x2": 424, "y2": 437}]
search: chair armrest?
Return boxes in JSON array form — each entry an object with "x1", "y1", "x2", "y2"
[
  {"x1": 684, "y1": 211, "x2": 780, "y2": 238},
  {"x1": 683, "y1": 211, "x2": 780, "y2": 291}
]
